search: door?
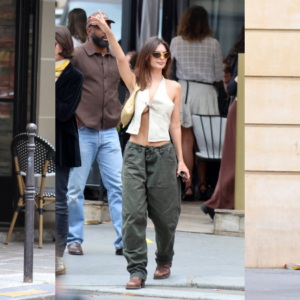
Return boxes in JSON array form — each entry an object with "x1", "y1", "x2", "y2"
[{"x1": 0, "y1": 0, "x2": 39, "y2": 225}]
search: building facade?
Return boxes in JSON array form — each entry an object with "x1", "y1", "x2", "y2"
[{"x1": 245, "y1": 0, "x2": 300, "y2": 267}]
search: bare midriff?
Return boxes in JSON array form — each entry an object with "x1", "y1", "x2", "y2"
[{"x1": 129, "y1": 109, "x2": 169, "y2": 147}]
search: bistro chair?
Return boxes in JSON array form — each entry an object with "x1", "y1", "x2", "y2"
[
  {"x1": 192, "y1": 115, "x2": 227, "y2": 163},
  {"x1": 5, "y1": 133, "x2": 55, "y2": 248}
]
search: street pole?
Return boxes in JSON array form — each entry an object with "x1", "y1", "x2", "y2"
[{"x1": 24, "y1": 123, "x2": 37, "y2": 283}]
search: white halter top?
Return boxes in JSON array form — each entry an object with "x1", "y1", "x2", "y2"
[{"x1": 126, "y1": 77, "x2": 175, "y2": 142}]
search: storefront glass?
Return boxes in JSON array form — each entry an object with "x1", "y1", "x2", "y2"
[
  {"x1": 0, "y1": 0, "x2": 15, "y2": 177},
  {"x1": 60, "y1": 0, "x2": 123, "y2": 42},
  {"x1": 0, "y1": 0, "x2": 15, "y2": 99},
  {"x1": 190, "y1": 0, "x2": 244, "y2": 57},
  {"x1": 0, "y1": 0, "x2": 40, "y2": 225}
]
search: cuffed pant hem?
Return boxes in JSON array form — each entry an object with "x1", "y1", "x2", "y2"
[
  {"x1": 156, "y1": 259, "x2": 172, "y2": 266},
  {"x1": 66, "y1": 240, "x2": 82, "y2": 246},
  {"x1": 130, "y1": 272, "x2": 147, "y2": 281}
]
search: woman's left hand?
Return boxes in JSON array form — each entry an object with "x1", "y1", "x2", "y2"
[
  {"x1": 90, "y1": 9, "x2": 111, "y2": 34},
  {"x1": 177, "y1": 161, "x2": 190, "y2": 182}
]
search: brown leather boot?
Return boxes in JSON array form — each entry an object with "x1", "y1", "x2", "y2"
[
  {"x1": 126, "y1": 277, "x2": 145, "y2": 289},
  {"x1": 153, "y1": 263, "x2": 172, "y2": 279}
]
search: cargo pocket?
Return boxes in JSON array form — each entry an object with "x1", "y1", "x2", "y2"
[{"x1": 166, "y1": 146, "x2": 177, "y2": 164}]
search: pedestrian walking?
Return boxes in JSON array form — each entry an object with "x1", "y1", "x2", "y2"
[
  {"x1": 66, "y1": 12, "x2": 123, "y2": 256},
  {"x1": 170, "y1": 6, "x2": 223, "y2": 201},
  {"x1": 55, "y1": 25, "x2": 84, "y2": 275},
  {"x1": 91, "y1": 10, "x2": 190, "y2": 289}
]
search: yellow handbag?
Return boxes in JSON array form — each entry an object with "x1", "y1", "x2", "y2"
[{"x1": 121, "y1": 84, "x2": 140, "y2": 127}]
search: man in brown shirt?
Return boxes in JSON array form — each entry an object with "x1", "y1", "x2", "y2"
[{"x1": 66, "y1": 12, "x2": 123, "y2": 256}]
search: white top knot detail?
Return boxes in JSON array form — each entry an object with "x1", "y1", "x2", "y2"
[{"x1": 126, "y1": 77, "x2": 175, "y2": 142}]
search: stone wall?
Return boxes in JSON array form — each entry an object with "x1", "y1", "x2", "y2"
[
  {"x1": 245, "y1": 0, "x2": 300, "y2": 267},
  {"x1": 35, "y1": 0, "x2": 55, "y2": 228}
]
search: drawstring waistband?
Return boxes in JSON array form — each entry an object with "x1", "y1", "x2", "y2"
[{"x1": 127, "y1": 141, "x2": 172, "y2": 153}]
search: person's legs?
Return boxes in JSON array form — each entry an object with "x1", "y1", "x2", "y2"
[
  {"x1": 55, "y1": 165, "x2": 70, "y2": 275},
  {"x1": 194, "y1": 135, "x2": 207, "y2": 199},
  {"x1": 146, "y1": 144, "x2": 181, "y2": 268},
  {"x1": 122, "y1": 142, "x2": 148, "y2": 281},
  {"x1": 197, "y1": 161, "x2": 207, "y2": 196},
  {"x1": 67, "y1": 127, "x2": 98, "y2": 246},
  {"x1": 97, "y1": 128, "x2": 123, "y2": 250},
  {"x1": 55, "y1": 165, "x2": 70, "y2": 257},
  {"x1": 181, "y1": 126, "x2": 194, "y2": 197}
]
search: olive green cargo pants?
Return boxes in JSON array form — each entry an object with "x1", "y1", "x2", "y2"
[{"x1": 122, "y1": 141, "x2": 182, "y2": 280}]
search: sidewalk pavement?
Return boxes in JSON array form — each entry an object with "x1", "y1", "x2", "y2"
[
  {"x1": 57, "y1": 224, "x2": 245, "y2": 300},
  {"x1": 148, "y1": 201, "x2": 215, "y2": 234},
  {"x1": 102, "y1": 201, "x2": 215, "y2": 235},
  {"x1": 0, "y1": 241, "x2": 55, "y2": 300},
  {"x1": 246, "y1": 268, "x2": 300, "y2": 299}
]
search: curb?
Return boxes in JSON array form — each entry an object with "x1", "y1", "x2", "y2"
[
  {"x1": 191, "y1": 276, "x2": 245, "y2": 291},
  {"x1": 59, "y1": 275, "x2": 245, "y2": 291},
  {"x1": 0, "y1": 230, "x2": 55, "y2": 243},
  {"x1": 64, "y1": 286, "x2": 245, "y2": 300},
  {"x1": 19, "y1": 295, "x2": 55, "y2": 300}
]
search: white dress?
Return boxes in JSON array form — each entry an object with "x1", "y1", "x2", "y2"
[{"x1": 170, "y1": 36, "x2": 224, "y2": 128}]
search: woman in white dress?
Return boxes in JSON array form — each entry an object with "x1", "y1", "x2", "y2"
[
  {"x1": 67, "y1": 8, "x2": 88, "y2": 47},
  {"x1": 170, "y1": 6, "x2": 223, "y2": 201}
]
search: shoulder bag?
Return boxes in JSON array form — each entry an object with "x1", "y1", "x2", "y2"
[{"x1": 121, "y1": 84, "x2": 140, "y2": 127}]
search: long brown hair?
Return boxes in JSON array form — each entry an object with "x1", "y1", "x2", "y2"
[
  {"x1": 177, "y1": 6, "x2": 213, "y2": 42},
  {"x1": 134, "y1": 37, "x2": 172, "y2": 90},
  {"x1": 67, "y1": 8, "x2": 88, "y2": 44},
  {"x1": 224, "y1": 26, "x2": 244, "y2": 73}
]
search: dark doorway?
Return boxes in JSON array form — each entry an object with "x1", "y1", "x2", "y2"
[{"x1": 0, "y1": 0, "x2": 39, "y2": 225}]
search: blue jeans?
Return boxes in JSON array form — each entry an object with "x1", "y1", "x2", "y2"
[{"x1": 67, "y1": 126, "x2": 123, "y2": 249}]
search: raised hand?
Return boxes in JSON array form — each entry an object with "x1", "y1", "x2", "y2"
[{"x1": 90, "y1": 9, "x2": 110, "y2": 34}]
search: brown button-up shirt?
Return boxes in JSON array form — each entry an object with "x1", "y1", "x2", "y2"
[{"x1": 71, "y1": 40, "x2": 122, "y2": 130}]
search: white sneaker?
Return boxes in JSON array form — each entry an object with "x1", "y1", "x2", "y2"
[{"x1": 56, "y1": 256, "x2": 66, "y2": 276}]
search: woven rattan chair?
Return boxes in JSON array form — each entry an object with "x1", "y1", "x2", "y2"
[
  {"x1": 192, "y1": 115, "x2": 227, "y2": 162},
  {"x1": 5, "y1": 133, "x2": 55, "y2": 248}
]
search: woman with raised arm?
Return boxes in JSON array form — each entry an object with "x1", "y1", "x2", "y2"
[{"x1": 91, "y1": 10, "x2": 190, "y2": 290}]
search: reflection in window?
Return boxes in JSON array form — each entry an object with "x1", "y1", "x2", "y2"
[
  {"x1": 0, "y1": 102, "x2": 13, "y2": 176},
  {"x1": 0, "y1": 0, "x2": 16, "y2": 99},
  {"x1": 190, "y1": 0, "x2": 244, "y2": 58},
  {"x1": 61, "y1": 1, "x2": 123, "y2": 42}
]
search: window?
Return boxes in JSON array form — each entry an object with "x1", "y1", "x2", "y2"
[
  {"x1": 60, "y1": 0, "x2": 123, "y2": 42},
  {"x1": 190, "y1": 0, "x2": 244, "y2": 58},
  {"x1": 0, "y1": 0, "x2": 15, "y2": 177}
]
